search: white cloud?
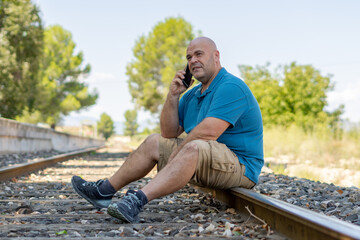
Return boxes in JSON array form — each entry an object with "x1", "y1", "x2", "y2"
[
  {"x1": 85, "y1": 72, "x2": 117, "y2": 84},
  {"x1": 328, "y1": 83, "x2": 360, "y2": 103},
  {"x1": 328, "y1": 80, "x2": 360, "y2": 122}
]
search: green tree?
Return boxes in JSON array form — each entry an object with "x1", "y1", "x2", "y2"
[
  {"x1": 238, "y1": 63, "x2": 284, "y2": 126},
  {"x1": 124, "y1": 109, "x2": 139, "y2": 136},
  {"x1": 126, "y1": 17, "x2": 195, "y2": 117},
  {"x1": 97, "y1": 113, "x2": 115, "y2": 140},
  {"x1": 17, "y1": 25, "x2": 98, "y2": 129},
  {"x1": 0, "y1": 0, "x2": 43, "y2": 118},
  {"x1": 239, "y1": 62, "x2": 343, "y2": 131}
]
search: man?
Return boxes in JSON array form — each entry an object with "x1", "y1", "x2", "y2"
[{"x1": 71, "y1": 37, "x2": 263, "y2": 223}]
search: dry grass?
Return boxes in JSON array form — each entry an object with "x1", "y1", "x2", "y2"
[{"x1": 264, "y1": 125, "x2": 360, "y2": 170}]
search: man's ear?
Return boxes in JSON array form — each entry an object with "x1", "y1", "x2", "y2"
[{"x1": 214, "y1": 50, "x2": 220, "y2": 63}]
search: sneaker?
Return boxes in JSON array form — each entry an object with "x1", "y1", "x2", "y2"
[
  {"x1": 107, "y1": 190, "x2": 147, "y2": 223},
  {"x1": 71, "y1": 176, "x2": 113, "y2": 210}
]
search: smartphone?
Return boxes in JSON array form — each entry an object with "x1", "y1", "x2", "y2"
[{"x1": 182, "y1": 64, "x2": 192, "y2": 88}]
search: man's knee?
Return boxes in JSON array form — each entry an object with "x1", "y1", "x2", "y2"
[
  {"x1": 141, "y1": 133, "x2": 160, "y2": 157},
  {"x1": 181, "y1": 140, "x2": 203, "y2": 156},
  {"x1": 144, "y1": 133, "x2": 161, "y2": 145},
  {"x1": 143, "y1": 133, "x2": 160, "y2": 147}
]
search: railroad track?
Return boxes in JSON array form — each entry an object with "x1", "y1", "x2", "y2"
[
  {"x1": 0, "y1": 145, "x2": 359, "y2": 239},
  {"x1": 197, "y1": 187, "x2": 360, "y2": 240},
  {"x1": 0, "y1": 146, "x2": 103, "y2": 182}
]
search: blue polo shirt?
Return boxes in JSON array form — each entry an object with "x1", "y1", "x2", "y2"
[{"x1": 178, "y1": 68, "x2": 264, "y2": 184}]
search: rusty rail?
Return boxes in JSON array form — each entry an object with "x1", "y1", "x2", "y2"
[
  {"x1": 196, "y1": 186, "x2": 360, "y2": 240},
  {"x1": 0, "y1": 146, "x2": 104, "y2": 181}
]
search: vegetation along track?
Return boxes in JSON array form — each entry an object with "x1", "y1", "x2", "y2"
[{"x1": 0, "y1": 143, "x2": 359, "y2": 239}]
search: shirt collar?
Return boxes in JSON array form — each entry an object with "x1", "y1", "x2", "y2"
[{"x1": 194, "y1": 67, "x2": 227, "y2": 99}]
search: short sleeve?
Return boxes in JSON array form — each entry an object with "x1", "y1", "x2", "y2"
[{"x1": 205, "y1": 83, "x2": 248, "y2": 127}]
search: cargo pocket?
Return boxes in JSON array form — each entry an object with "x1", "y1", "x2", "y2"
[
  {"x1": 211, "y1": 161, "x2": 236, "y2": 172},
  {"x1": 209, "y1": 141, "x2": 237, "y2": 173}
]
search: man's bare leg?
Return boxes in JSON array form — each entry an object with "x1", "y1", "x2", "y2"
[
  {"x1": 141, "y1": 141, "x2": 198, "y2": 201},
  {"x1": 108, "y1": 134, "x2": 160, "y2": 191}
]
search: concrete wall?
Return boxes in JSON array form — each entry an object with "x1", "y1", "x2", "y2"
[{"x1": 0, "y1": 117, "x2": 105, "y2": 154}]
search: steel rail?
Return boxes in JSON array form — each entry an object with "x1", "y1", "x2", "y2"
[
  {"x1": 0, "y1": 146, "x2": 104, "y2": 181},
  {"x1": 196, "y1": 186, "x2": 360, "y2": 240}
]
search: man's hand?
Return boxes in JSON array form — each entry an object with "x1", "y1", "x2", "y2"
[
  {"x1": 160, "y1": 69, "x2": 194, "y2": 138},
  {"x1": 169, "y1": 70, "x2": 194, "y2": 97}
]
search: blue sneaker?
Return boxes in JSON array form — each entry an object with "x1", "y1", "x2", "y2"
[
  {"x1": 107, "y1": 190, "x2": 148, "y2": 223},
  {"x1": 71, "y1": 176, "x2": 113, "y2": 210}
]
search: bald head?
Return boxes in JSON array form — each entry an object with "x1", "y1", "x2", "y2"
[
  {"x1": 186, "y1": 37, "x2": 221, "y2": 88},
  {"x1": 188, "y1": 37, "x2": 218, "y2": 52}
]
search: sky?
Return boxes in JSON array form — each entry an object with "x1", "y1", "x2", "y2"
[{"x1": 33, "y1": 0, "x2": 360, "y2": 133}]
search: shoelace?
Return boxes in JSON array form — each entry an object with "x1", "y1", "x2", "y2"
[
  {"x1": 83, "y1": 179, "x2": 104, "y2": 187},
  {"x1": 122, "y1": 192, "x2": 142, "y2": 210}
]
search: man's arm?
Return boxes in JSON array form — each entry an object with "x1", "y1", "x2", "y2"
[
  {"x1": 168, "y1": 117, "x2": 230, "y2": 160},
  {"x1": 160, "y1": 70, "x2": 192, "y2": 138},
  {"x1": 160, "y1": 93, "x2": 183, "y2": 138}
]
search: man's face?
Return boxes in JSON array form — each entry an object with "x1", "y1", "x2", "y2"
[{"x1": 186, "y1": 40, "x2": 218, "y2": 84}]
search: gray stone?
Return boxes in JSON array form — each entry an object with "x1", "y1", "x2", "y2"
[
  {"x1": 345, "y1": 214, "x2": 358, "y2": 222},
  {"x1": 169, "y1": 229, "x2": 180, "y2": 236},
  {"x1": 96, "y1": 231, "x2": 107, "y2": 237},
  {"x1": 7, "y1": 232, "x2": 17, "y2": 237},
  {"x1": 25, "y1": 231, "x2": 40, "y2": 237},
  {"x1": 144, "y1": 227, "x2": 155, "y2": 236},
  {"x1": 320, "y1": 200, "x2": 335, "y2": 210},
  {"x1": 351, "y1": 207, "x2": 360, "y2": 215}
]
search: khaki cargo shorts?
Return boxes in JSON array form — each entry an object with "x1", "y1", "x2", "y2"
[{"x1": 158, "y1": 137, "x2": 255, "y2": 189}]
